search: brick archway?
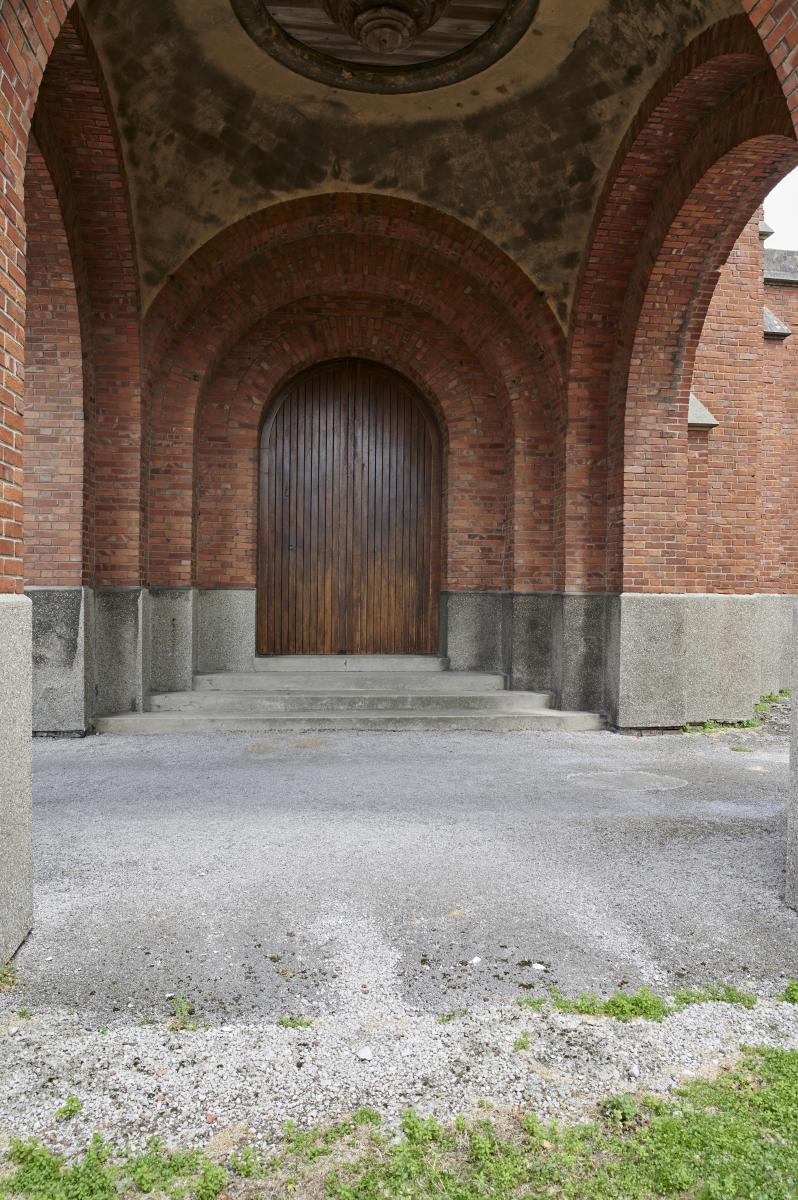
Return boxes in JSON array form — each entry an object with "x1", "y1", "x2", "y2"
[
  {"x1": 27, "y1": 9, "x2": 142, "y2": 590},
  {"x1": 622, "y1": 133, "x2": 798, "y2": 593},
  {"x1": 565, "y1": 11, "x2": 798, "y2": 737},
  {"x1": 144, "y1": 195, "x2": 563, "y2": 599},
  {"x1": 566, "y1": 14, "x2": 797, "y2": 594}
]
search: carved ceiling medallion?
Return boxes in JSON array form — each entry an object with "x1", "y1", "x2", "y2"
[
  {"x1": 231, "y1": 0, "x2": 539, "y2": 93},
  {"x1": 322, "y1": 0, "x2": 450, "y2": 55}
]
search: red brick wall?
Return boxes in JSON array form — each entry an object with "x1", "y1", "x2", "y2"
[
  {"x1": 23, "y1": 137, "x2": 82, "y2": 586},
  {"x1": 0, "y1": 1, "x2": 73, "y2": 594},
  {"x1": 32, "y1": 13, "x2": 141, "y2": 588},
  {"x1": 686, "y1": 213, "x2": 764, "y2": 593},
  {"x1": 568, "y1": 15, "x2": 798, "y2": 595},
  {"x1": 762, "y1": 274, "x2": 798, "y2": 591}
]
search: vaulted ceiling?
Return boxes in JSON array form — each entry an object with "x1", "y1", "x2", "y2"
[{"x1": 77, "y1": 0, "x2": 740, "y2": 320}]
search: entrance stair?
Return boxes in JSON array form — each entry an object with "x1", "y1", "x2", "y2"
[{"x1": 94, "y1": 656, "x2": 604, "y2": 733}]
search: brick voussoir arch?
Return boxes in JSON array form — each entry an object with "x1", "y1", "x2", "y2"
[
  {"x1": 606, "y1": 84, "x2": 796, "y2": 590},
  {"x1": 4, "y1": 3, "x2": 798, "y2": 592},
  {"x1": 743, "y1": 0, "x2": 798, "y2": 119},
  {"x1": 146, "y1": 241, "x2": 557, "y2": 591},
  {"x1": 622, "y1": 131, "x2": 798, "y2": 594},
  {"x1": 191, "y1": 299, "x2": 518, "y2": 593},
  {"x1": 143, "y1": 194, "x2": 565, "y2": 399},
  {"x1": 152, "y1": 235, "x2": 557, "y2": 415},
  {"x1": 178, "y1": 295, "x2": 554, "y2": 595},
  {"x1": 564, "y1": 11, "x2": 796, "y2": 596},
  {"x1": 25, "y1": 12, "x2": 142, "y2": 591},
  {"x1": 31, "y1": 9, "x2": 142, "y2": 588},
  {"x1": 0, "y1": 0, "x2": 73, "y2": 593}
]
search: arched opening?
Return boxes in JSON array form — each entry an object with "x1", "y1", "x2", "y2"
[
  {"x1": 257, "y1": 359, "x2": 442, "y2": 657},
  {"x1": 567, "y1": 14, "x2": 798, "y2": 730},
  {"x1": 143, "y1": 194, "x2": 561, "y2": 690},
  {"x1": 20, "y1": 8, "x2": 143, "y2": 734}
]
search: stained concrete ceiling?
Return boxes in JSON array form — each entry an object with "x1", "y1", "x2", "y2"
[{"x1": 77, "y1": 0, "x2": 740, "y2": 322}]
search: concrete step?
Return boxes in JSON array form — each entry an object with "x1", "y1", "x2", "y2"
[
  {"x1": 194, "y1": 671, "x2": 507, "y2": 693},
  {"x1": 252, "y1": 655, "x2": 447, "y2": 672},
  {"x1": 148, "y1": 690, "x2": 553, "y2": 714},
  {"x1": 95, "y1": 709, "x2": 605, "y2": 734}
]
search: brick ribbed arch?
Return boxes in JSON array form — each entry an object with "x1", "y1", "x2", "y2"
[
  {"x1": 30, "y1": 10, "x2": 141, "y2": 587},
  {"x1": 194, "y1": 298, "x2": 518, "y2": 594},
  {"x1": 143, "y1": 194, "x2": 565, "y2": 396},
  {"x1": 23, "y1": 137, "x2": 83, "y2": 586},
  {"x1": 566, "y1": 14, "x2": 798, "y2": 595},
  {"x1": 144, "y1": 198, "x2": 561, "y2": 595},
  {"x1": 622, "y1": 130, "x2": 798, "y2": 591}
]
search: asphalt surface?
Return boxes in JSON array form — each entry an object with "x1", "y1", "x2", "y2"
[{"x1": 14, "y1": 727, "x2": 798, "y2": 1021}]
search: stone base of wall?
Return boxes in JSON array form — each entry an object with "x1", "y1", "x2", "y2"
[
  {"x1": 28, "y1": 587, "x2": 91, "y2": 733},
  {"x1": 441, "y1": 592, "x2": 606, "y2": 711},
  {"x1": 788, "y1": 605, "x2": 798, "y2": 911},
  {"x1": 607, "y1": 593, "x2": 795, "y2": 728},
  {"x1": 0, "y1": 595, "x2": 32, "y2": 962},
  {"x1": 27, "y1": 587, "x2": 796, "y2": 732},
  {"x1": 28, "y1": 586, "x2": 148, "y2": 732}
]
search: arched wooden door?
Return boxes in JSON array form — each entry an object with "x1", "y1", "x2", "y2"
[{"x1": 257, "y1": 359, "x2": 441, "y2": 656}]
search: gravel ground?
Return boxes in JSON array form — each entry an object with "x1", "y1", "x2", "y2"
[
  {"x1": 2, "y1": 721, "x2": 798, "y2": 1155},
  {"x1": 2, "y1": 979, "x2": 798, "y2": 1157},
  {"x1": 760, "y1": 694, "x2": 792, "y2": 736}
]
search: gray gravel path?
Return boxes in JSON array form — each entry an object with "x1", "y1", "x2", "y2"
[{"x1": 2, "y1": 726, "x2": 798, "y2": 1152}]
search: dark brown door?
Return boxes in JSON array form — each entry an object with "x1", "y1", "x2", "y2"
[{"x1": 257, "y1": 358, "x2": 441, "y2": 655}]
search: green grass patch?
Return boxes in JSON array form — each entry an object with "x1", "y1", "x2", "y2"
[
  {"x1": 684, "y1": 716, "x2": 762, "y2": 734},
  {"x1": 0, "y1": 1135, "x2": 227, "y2": 1200},
  {"x1": 54, "y1": 1094, "x2": 82, "y2": 1122},
  {"x1": 550, "y1": 985, "x2": 672, "y2": 1022},
  {"x1": 673, "y1": 983, "x2": 757, "y2": 1010},
  {"x1": 0, "y1": 961, "x2": 18, "y2": 992},
  {"x1": 228, "y1": 1145, "x2": 263, "y2": 1178},
  {"x1": 781, "y1": 979, "x2": 798, "y2": 1003},
  {"x1": 277, "y1": 1015, "x2": 313, "y2": 1029},
  {"x1": 437, "y1": 1008, "x2": 467, "y2": 1024},
  {"x1": 325, "y1": 1048, "x2": 798, "y2": 1199},
  {"x1": 7, "y1": 1055, "x2": 798, "y2": 1198},
  {"x1": 516, "y1": 995, "x2": 545, "y2": 1012},
  {"x1": 168, "y1": 993, "x2": 198, "y2": 1032},
  {"x1": 546, "y1": 983, "x2": 757, "y2": 1023}
]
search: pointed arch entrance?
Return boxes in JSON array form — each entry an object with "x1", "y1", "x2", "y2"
[{"x1": 257, "y1": 358, "x2": 442, "y2": 656}]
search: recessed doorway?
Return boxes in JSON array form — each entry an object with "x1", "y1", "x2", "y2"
[{"x1": 257, "y1": 358, "x2": 442, "y2": 655}]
